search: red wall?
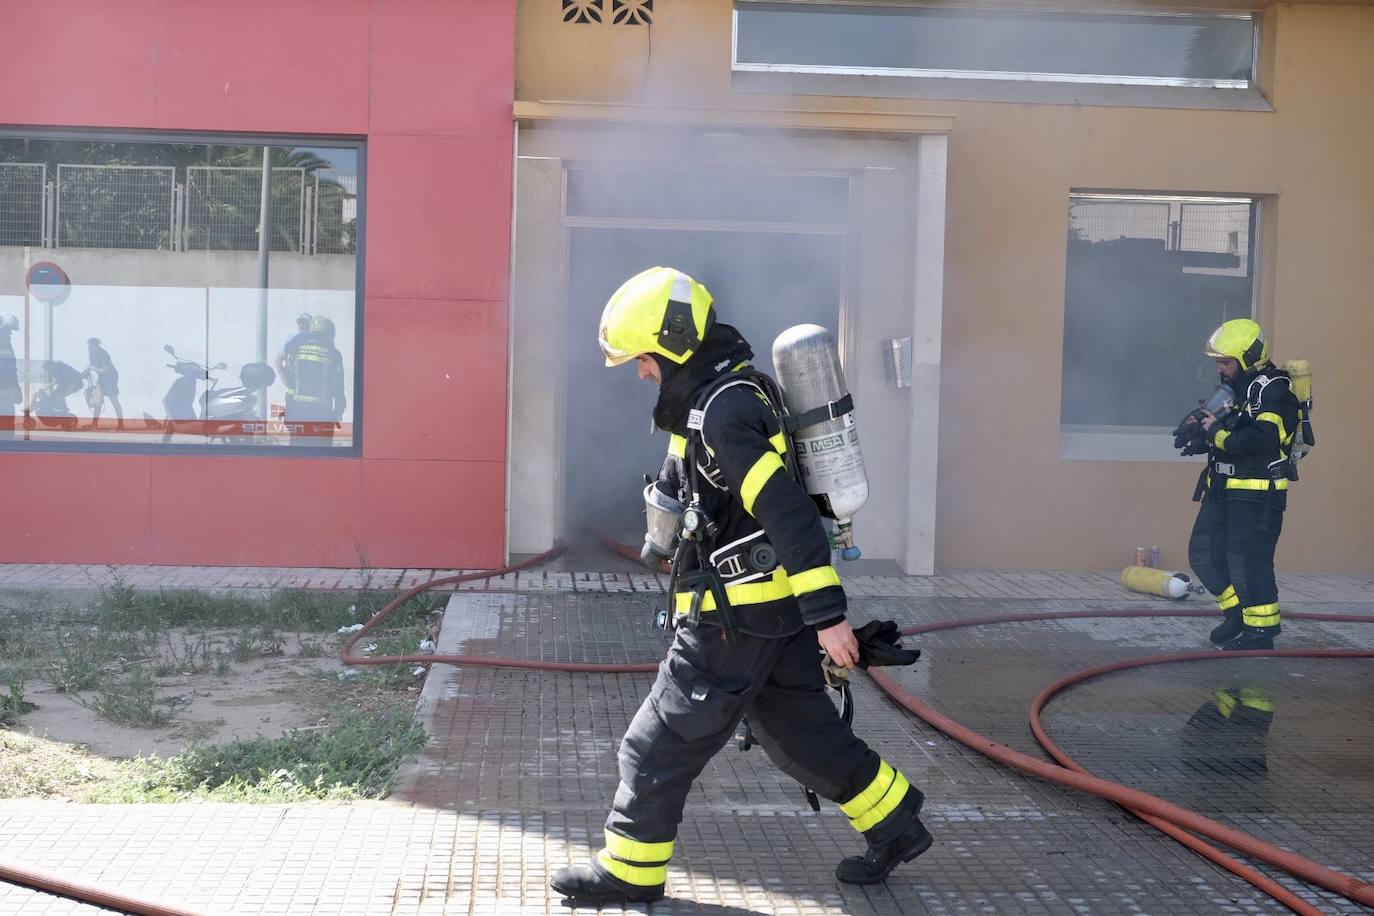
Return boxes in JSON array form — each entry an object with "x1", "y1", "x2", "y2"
[{"x1": 0, "y1": 0, "x2": 515, "y2": 568}]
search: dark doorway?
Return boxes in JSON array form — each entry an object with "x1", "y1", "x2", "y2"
[{"x1": 563, "y1": 226, "x2": 844, "y2": 543}]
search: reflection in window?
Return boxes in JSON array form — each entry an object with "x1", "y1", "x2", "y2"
[
  {"x1": 1060, "y1": 193, "x2": 1256, "y2": 431},
  {"x1": 0, "y1": 134, "x2": 361, "y2": 451},
  {"x1": 734, "y1": 2, "x2": 1256, "y2": 87}
]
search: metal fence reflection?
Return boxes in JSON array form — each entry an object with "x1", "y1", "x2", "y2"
[{"x1": 0, "y1": 163, "x2": 356, "y2": 255}]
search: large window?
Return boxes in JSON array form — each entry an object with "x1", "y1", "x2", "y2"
[
  {"x1": 1060, "y1": 193, "x2": 1258, "y2": 460},
  {"x1": 734, "y1": 2, "x2": 1256, "y2": 88},
  {"x1": 0, "y1": 132, "x2": 361, "y2": 453}
]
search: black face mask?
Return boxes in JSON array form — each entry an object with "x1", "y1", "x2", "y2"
[{"x1": 651, "y1": 323, "x2": 753, "y2": 436}]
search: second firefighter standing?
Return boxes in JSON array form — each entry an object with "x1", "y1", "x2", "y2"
[
  {"x1": 1179, "y1": 319, "x2": 1301, "y2": 651},
  {"x1": 550, "y1": 267, "x2": 932, "y2": 905}
]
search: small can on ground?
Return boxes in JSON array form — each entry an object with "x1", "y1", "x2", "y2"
[
  {"x1": 1135, "y1": 546, "x2": 1148, "y2": 566},
  {"x1": 1149, "y1": 546, "x2": 1160, "y2": 568}
]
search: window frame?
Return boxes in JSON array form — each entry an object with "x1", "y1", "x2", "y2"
[
  {"x1": 0, "y1": 126, "x2": 366, "y2": 458},
  {"x1": 1058, "y1": 190, "x2": 1262, "y2": 462},
  {"x1": 732, "y1": 1, "x2": 1261, "y2": 91}
]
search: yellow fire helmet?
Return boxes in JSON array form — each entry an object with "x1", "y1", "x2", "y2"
[
  {"x1": 598, "y1": 267, "x2": 715, "y2": 368},
  {"x1": 1204, "y1": 318, "x2": 1269, "y2": 371}
]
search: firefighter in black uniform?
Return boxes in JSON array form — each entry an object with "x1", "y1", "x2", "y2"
[
  {"x1": 1182, "y1": 319, "x2": 1299, "y2": 651},
  {"x1": 284, "y1": 315, "x2": 346, "y2": 446},
  {"x1": 550, "y1": 267, "x2": 932, "y2": 905}
]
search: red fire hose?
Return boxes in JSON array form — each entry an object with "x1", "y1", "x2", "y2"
[
  {"x1": 6, "y1": 550, "x2": 1370, "y2": 914},
  {"x1": 870, "y1": 609, "x2": 1374, "y2": 914}
]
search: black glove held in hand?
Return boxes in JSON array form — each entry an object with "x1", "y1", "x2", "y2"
[{"x1": 853, "y1": 619, "x2": 921, "y2": 669}]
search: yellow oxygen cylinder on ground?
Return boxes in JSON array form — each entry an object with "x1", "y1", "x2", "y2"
[{"x1": 1121, "y1": 566, "x2": 1195, "y2": 600}]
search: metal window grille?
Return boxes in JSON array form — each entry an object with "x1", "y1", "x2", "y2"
[
  {"x1": 1069, "y1": 199, "x2": 1171, "y2": 245},
  {"x1": 0, "y1": 163, "x2": 45, "y2": 247},
  {"x1": 1179, "y1": 201, "x2": 1250, "y2": 275},
  {"x1": 55, "y1": 164, "x2": 176, "y2": 250},
  {"x1": 312, "y1": 170, "x2": 357, "y2": 255},
  {"x1": 184, "y1": 166, "x2": 306, "y2": 252}
]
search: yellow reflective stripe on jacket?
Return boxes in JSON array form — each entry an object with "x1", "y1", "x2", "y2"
[
  {"x1": 1212, "y1": 689, "x2": 1237, "y2": 718},
  {"x1": 768, "y1": 431, "x2": 788, "y2": 455},
  {"x1": 789, "y1": 565, "x2": 841, "y2": 598},
  {"x1": 1225, "y1": 478, "x2": 1288, "y2": 491},
  {"x1": 1217, "y1": 585, "x2": 1239, "y2": 611},
  {"x1": 840, "y1": 761, "x2": 911, "y2": 832},
  {"x1": 1213, "y1": 429, "x2": 1230, "y2": 450},
  {"x1": 596, "y1": 849, "x2": 668, "y2": 886},
  {"x1": 604, "y1": 831, "x2": 673, "y2": 864},
  {"x1": 740, "y1": 451, "x2": 785, "y2": 516},
  {"x1": 674, "y1": 568, "x2": 793, "y2": 614},
  {"x1": 1255, "y1": 411, "x2": 1291, "y2": 445},
  {"x1": 1242, "y1": 602, "x2": 1280, "y2": 627},
  {"x1": 668, "y1": 434, "x2": 687, "y2": 459}
]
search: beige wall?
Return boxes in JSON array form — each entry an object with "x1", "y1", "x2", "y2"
[{"x1": 516, "y1": 2, "x2": 1374, "y2": 572}]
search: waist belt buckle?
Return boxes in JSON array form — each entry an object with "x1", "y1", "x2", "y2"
[{"x1": 1215, "y1": 461, "x2": 1235, "y2": 476}]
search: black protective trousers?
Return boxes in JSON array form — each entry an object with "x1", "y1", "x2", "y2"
[
  {"x1": 1187, "y1": 493, "x2": 1284, "y2": 615},
  {"x1": 607, "y1": 623, "x2": 917, "y2": 847}
]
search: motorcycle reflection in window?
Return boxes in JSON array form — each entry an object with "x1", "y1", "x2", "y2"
[{"x1": 156, "y1": 344, "x2": 277, "y2": 445}]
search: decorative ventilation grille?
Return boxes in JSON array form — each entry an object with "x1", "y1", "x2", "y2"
[
  {"x1": 611, "y1": 0, "x2": 652, "y2": 25},
  {"x1": 563, "y1": 0, "x2": 654, "y2": 25},
  {"x1": 562, "y1": 0, "x2": 602, "y2": 23}
]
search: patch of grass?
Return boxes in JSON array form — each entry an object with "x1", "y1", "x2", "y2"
[
  {"x1": 295, "y1": 635, "x2": 326, "y2": 659},
  {"x1": 89, "y1": 581, "x2": 437, "y2": 636},
  {"x1": 358, "y1": 630, "x2": 428, "y2": 688},
  {"x1": 88, "y1": 667, "x2": 190, "y2": 728},
  {"x1": 47, "y1": 629, "x2": 120, "y2": 693},
  {"x1": 154, "y1": 629, "x2": 215, "y2": 676},
  {"x1": 0, "y1": 595, "x2": 46, "y2": 663},
  {"x1": 92, "y1": 706, "x2": 426, "y2": 803},
  {"x1": 0, "y1": 731, "x2": 135, "y2": 799},
  {"x1": 0, "y1": 680, "x2": 36, "y2": 725}
]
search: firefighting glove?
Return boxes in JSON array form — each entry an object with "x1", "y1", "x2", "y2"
[{"x1": 853, "y1": 619, "x2": 921, "y2": 669}]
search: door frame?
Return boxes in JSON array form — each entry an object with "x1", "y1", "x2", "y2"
[{"x1": 507, "y1": 105, "x2": 950, "y2": 573}]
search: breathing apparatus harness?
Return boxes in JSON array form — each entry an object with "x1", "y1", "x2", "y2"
[
  {"x1": 1173, "y1": 360, "x2": 1316, "y2": 500},
  {"x1": 668, "y1": 365, "x2": 800, "y2": 645}
]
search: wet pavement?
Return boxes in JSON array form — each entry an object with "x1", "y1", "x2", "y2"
[{"x1": 1, "y1": 560, "x2": 1371, "y2": 914}]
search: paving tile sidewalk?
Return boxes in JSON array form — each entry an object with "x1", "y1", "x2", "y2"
[{"x1": 2, "y1": 562, "x2": 1372, "y2": 915}]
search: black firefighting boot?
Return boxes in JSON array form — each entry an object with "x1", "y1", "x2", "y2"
[
  {"x1": 835, "y1": 817, "x2": 934, "y2": 885},
  {"x1": 1221, "y1": 624, "x2": 1280, "y2": 652},
  {"x1": 1208, "y1": 611, "x2": 1243, "y2": 649},
  {"x1": 549, "y1": 862, "x2": 665, "y2": 905}
]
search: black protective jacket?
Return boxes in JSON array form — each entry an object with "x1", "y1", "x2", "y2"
[
  {"x1": 1201, "y1": 365, "x2": 1300, "y2": 505},
  {"x1": 654, "y1": 326, "x2": 846, "y2": 638}
]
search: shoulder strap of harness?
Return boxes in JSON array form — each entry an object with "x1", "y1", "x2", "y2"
[{"x1": 682, "y1": 367, "x2": 801, "y2": 499}]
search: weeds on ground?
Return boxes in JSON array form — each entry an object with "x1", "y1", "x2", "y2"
[
  {"x1": 0, "y1": 680, "x2": 35, "y2": 726},
  {"x1": 1, "y1": 574, "x2": 440, "y2": 731},
  {"x1": 91, "y1": 705, "x2": 426, "y2": 803},
  {"x1": 87, "y1": 667, "x2": 191, "y2": 728}
]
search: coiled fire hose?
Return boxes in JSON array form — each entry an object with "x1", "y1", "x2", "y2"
[
  {"x1": 870, "y1": 611, "x2": 1374, "y2": 914},
  {"x1": 4, "y1": 550, "x2": 1370, "y2": 914}
]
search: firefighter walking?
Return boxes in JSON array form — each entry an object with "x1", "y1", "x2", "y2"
[{"x1": 550, "y1": 267, "x2": 932, "y2": 905}]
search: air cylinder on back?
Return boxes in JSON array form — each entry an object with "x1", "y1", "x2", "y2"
[{"x1": 771, "y1": 324, "x2": 868, "y2": 560}]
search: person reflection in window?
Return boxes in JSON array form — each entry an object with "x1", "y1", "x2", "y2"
[
  {"x1": 275, "y1": 312, "x2": 312, "y2": 395},
  {"x1": 0, "y1": 314, "x2": 19, "y2": 440},
  {"x1": 84, "y1": 337, "x2": 124, "y2": 431},
  {"x1": 284, "y1": 315, "x2": 346, "y2": 446}
]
